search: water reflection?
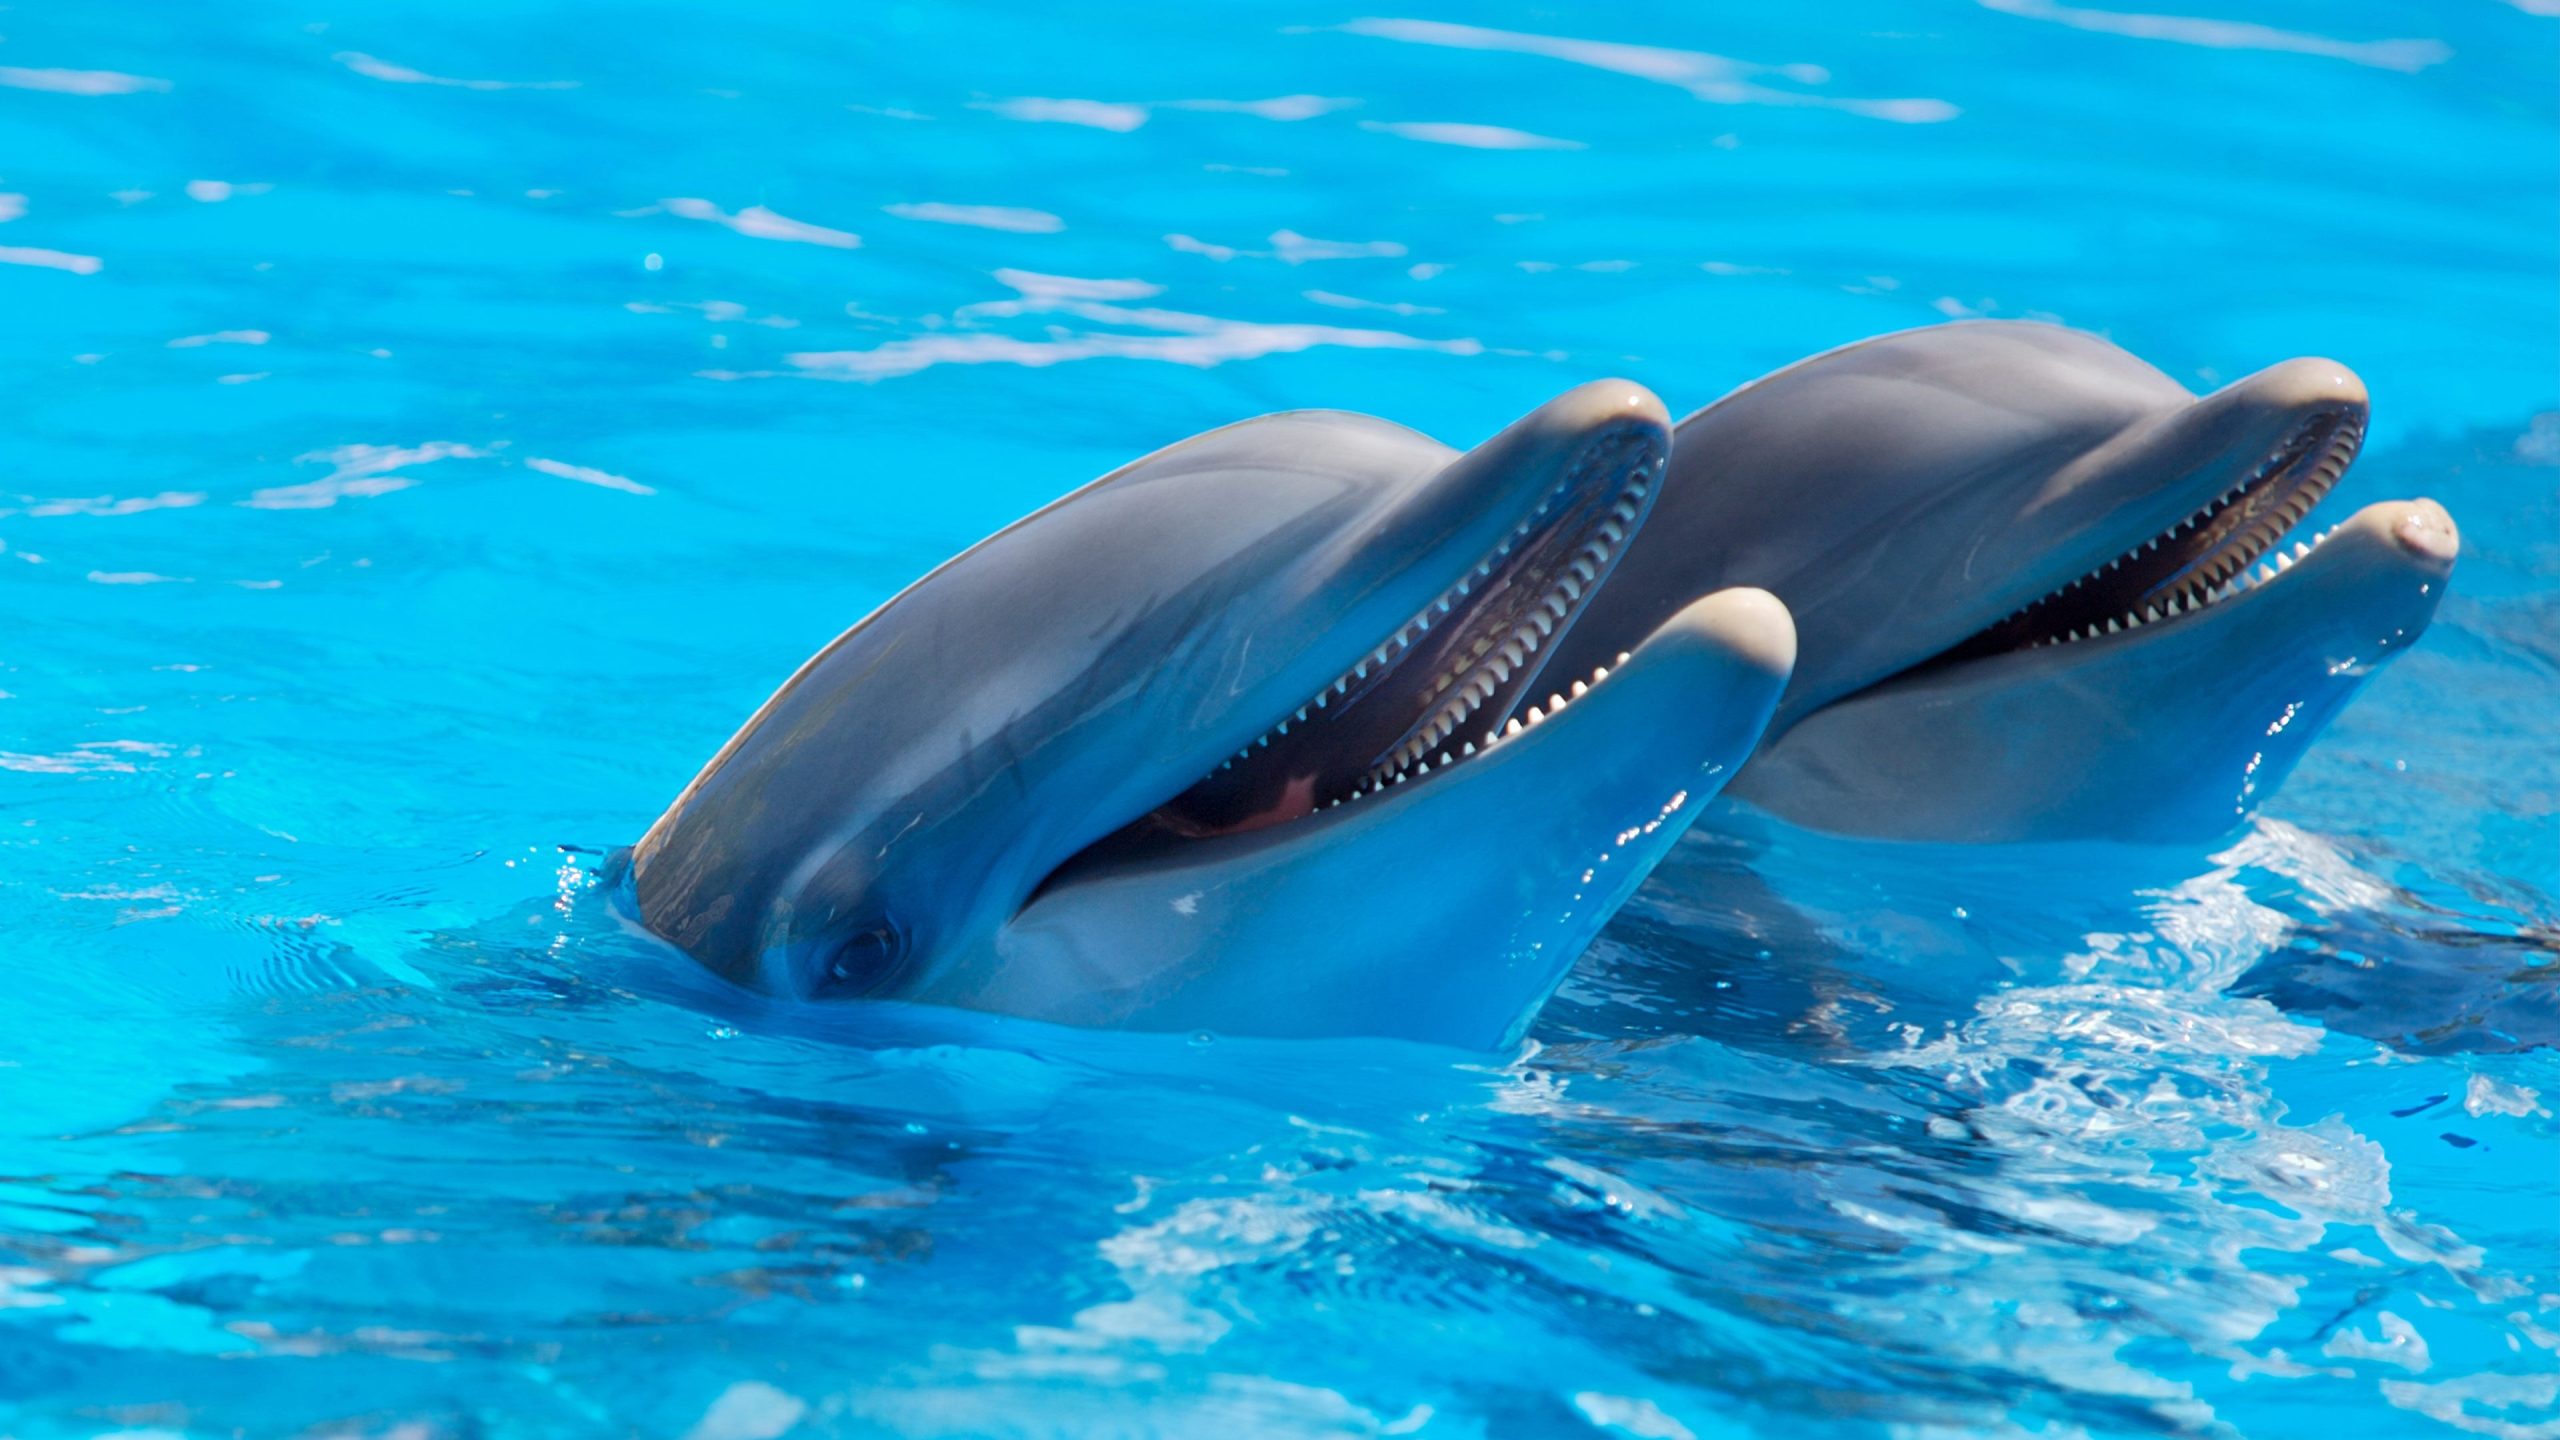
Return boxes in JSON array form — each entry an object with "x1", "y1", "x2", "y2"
[
  {"x1": 1335, "y1": 17, "x2": 1961, "y2": 124},
  {"x1": 777, "y1": 268, "x2": 1477, "y2": 381}
]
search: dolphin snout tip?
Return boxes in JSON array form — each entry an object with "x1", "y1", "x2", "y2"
[
  {"x1": 2393, "y1": 496, "x2": 2460, "y2": 564},
  {"x1": 2241, "y1": 356, "x2": 2369, "y2": 417},
  {"x1": 1551, "y1": 376, "x2": 1671, "y2": 433},
  {"x1": 1669, "y1": 586, "x2": 1798, "y2": 680},
  {"x1": 2328, "y1": 497, "x2": 2460, "y2": 576}
]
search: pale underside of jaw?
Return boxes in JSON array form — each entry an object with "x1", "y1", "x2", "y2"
[{"x1": 1172, "y1": 440, "x2": 1659, "y2": 831}]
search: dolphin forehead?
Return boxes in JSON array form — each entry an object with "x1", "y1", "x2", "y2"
[
  {"x1": 632, "y1": 410, "x2": 1460, "y2": 982},
  {"x1": 1719, "y1": 322, "x2": 2187, "y2": 462},
  {"x1": 1690, "y1": 323, "x2": 2189, "y2": 530}
]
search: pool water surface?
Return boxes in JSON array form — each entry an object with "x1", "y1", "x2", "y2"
[{"x1": 2, "y1": 2, "x2": 2556, "y2": 1436}]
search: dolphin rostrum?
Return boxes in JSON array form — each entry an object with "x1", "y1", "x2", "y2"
[
  {"x1": 1526, "y1": 321, "x2": 2457, "y2": 842},
  {"x1": 622, "y1": 382, "x2": 1796, "y2": 1047}
]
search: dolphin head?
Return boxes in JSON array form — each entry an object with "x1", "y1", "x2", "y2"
[
  {"x1": 1527, "y1": 321, "x2": 2456, "y2": 842},
  {"x1": 627, "y1": 382, "x2": 1796, "y2": 1045}
]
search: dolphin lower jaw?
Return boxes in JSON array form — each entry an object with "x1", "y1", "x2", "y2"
[
  {"x1": 969, "y1": 589, "x2": 1797, "y2": 1046},
  {"x1": 1732, "y1": 497, "x2": 2457, "y2": 842}
]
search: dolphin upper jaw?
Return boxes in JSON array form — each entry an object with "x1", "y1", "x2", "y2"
[{"x1": 1796, "y1": 357, "x2": 2375, "y2": 722}]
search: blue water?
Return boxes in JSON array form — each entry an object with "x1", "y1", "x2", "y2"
[{"x1": 4, "y1": 2, "x2": 2556, "y2": 1435}]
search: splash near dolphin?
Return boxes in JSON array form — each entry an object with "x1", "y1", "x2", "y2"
[
  {"x1": 1529, "y1": 321, "x2": 2460, "y2": 843},
  {"x1": 622, "y1": 382, "x2": 1796, "y2": 1048}
]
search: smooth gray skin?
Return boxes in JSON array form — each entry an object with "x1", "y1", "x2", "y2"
[
  {"x1": 626, "y1": 382, "x2": 1798, "y2": 1047},
  {"x1": 1527, "y1": 320, "x2": 2457, "y2": 842}
]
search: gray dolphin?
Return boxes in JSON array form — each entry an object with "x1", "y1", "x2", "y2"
[
  {"x1": 624, "y1": 382, "x2": 1796, "y2": 1048},
  {"x1": 1527, "y1": 321, "x2": 2458, "y2": 842}
]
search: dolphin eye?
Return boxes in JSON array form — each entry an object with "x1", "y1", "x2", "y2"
[{"x1": 817, "y1": 924, "x2": 907, "y2": 998}]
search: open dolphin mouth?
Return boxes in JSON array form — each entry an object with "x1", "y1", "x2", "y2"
[
  {"x1": 1115, "y1": 424, "x2": 1664, "y2": 845},
  {"x1": 1935, "y1": 404, "x2": 2365, "y2": 664}
]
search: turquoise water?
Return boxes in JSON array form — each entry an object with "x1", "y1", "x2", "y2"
[{"x1": 5, "y1": 2, "x2": 2557, "y2": 1435}]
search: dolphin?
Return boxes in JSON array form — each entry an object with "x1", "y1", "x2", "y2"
[
  {"x1": 1524, "y1": 321, "x2": 2459, "y2": 843},
  {"x1": 621, "y1": 382, "x2": 1796, "y2": 1049}
]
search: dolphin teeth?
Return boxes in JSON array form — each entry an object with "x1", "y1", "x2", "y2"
[
  {"x1": 1354, "y1": 663, "x2": 1368, "y2": 680},
  {"x1": 1276, "y1": 721, "x2": 1288, "y2": 736},
  {"x1": 1415, "y1": 761, "x2": 1430, "y2": 776},
  {"x1": 2144, "y1": 605, "x2": 2161, "y2": 623},
  {"x1": 1593, "y1": 666, "x2": 1609, "y2": 681},
  {"x1": 2257, "y1": 562, "x2": 2277, "y2": 582},
  {"x1": 1616, "y1": 652, "x2": 1630, "y2": 665},
  {"x1": 1570, "y1": 680, "x2": 1588, "y2": 698},
  {"x1": 2105, "y1": 618, "x2": 2120, "y2": 634},
  {"x1": 1598, "y1": 521, "x2": 1625, "y2": 544},
  {"x1": 1505, "y1": 718, "x2": 1524, "y2": 737},
  {"x1": 1560, "y1": 577, "x2": 1583, "y2": 602},
  {"x1": 2294, "y1": 539, "x2": 2312, "y2": 559},
  {"x1": 1527, "y1": 706, "x2": 1545, "y2": 724},
  {"x1": 1462, "y1": 742, "x2": 1476, "y2": 756},
  {"x1": 1335, "y1": 678, "x2": 1349, "y2": 695}
]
